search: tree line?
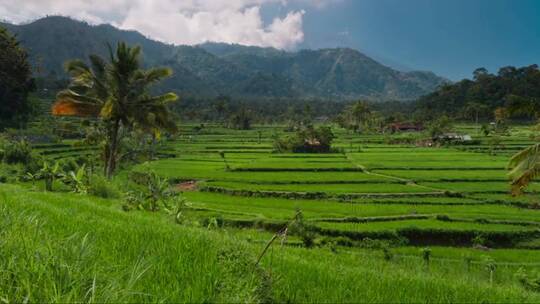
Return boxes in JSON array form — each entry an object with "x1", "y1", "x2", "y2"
[{"x1": 415, "y1": 65, "x2": 540, "y2": 122}]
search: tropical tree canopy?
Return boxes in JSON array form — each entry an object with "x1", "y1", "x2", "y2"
[
  {"x1": 0, "y1": 26, "x2": 35, "y2": 130},
  {"x1": 336, "y1": 100, "x2": 374, "y2": 133},
  {"x1": 52, "y1": 42, "x2": 178, "y2": 177}
]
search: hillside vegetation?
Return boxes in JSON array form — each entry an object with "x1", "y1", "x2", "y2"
[
  {"x1": 1, "y1": 16, "x2": 447, "y2": 100},
  {"x1": 416, "y1": 65, "x2": 540, "y2": 120}
]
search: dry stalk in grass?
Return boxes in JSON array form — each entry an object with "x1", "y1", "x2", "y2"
[{"x1": 255, "y1": 211, "x2": 299, "y2": 266}]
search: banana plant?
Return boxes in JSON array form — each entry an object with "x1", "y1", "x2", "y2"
[
  {"x1": 38, "y1": 161, "x2": 62, "y2": 191},
  {"x1": 145, "y1": 172, "x2": 171, "y2": 211},
  {"x1": 164, "y1": 196, "x2": 189, "y2": 224},
  {"x1": 25, "y1": 172, "x2": 38, "y2": 189},
  {"x1": 63, "y1": 164, "x2": 88, "y2": 194}
]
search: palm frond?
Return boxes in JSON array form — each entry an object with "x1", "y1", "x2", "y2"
[
  {"x1": 67, "y1": 83, "x2": 93, "y2": 93},
  {"x1": 129, "y1": 45, "x2": 142, "y2": 63},
  {"x1": 106, "y1": 42, "x2": 115, "y2": 63},
  {"x1": 88, "y1": 54, "x2": 110, "y2": 97},
  {"x1": 137, "y1": 93, "x2": 178, "y2": 105},
  {"x1": 64, "y1": 59, "x2": 91, "y2": 76},
  {"x1": 508, "y1": 143, "x2": 540, "y2": 196},
  {"x1": 56, "y1": 90, "x2": 103, "y2": 105},
  {"x1": 508, "y1": 144, "x2": 540, "y2": 169},
  {"x1": 89, "y1": 55, "x2": 107, "y2": 78},
  {"x1": 100, "y1": 99, "x2": 117, "y2": 119},
  {"x1": 510, "y1": 163, "x2": 540, "y2": 196},
  {"x1": 144, "y1": 68, "x2": 173, "y2": 84},
  {"x1": 51, "y1": 99, "x2": 101, "y2": 117},
  {"x1": 130, "y1": 104, "x2": 177, "y2": 134}
]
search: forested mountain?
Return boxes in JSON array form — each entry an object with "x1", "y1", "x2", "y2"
[{"x1": 1, "y1": 16, "x2": 448, "y2": 101}]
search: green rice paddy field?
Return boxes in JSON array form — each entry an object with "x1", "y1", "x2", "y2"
[
  {"x1": 139, "y1": 124, "x2": 540, "y2": 298},
  {"x1": 4, "y1": 124, "x2": 540, "y2": 302}
]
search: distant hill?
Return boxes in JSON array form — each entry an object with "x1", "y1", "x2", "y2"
[{"x1": 2, "y1": 16, "x2": 448, "y2": 101}]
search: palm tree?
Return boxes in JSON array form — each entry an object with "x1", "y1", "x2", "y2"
[
  {"x1": 52, "y1": 42, "x2": 178, "y2": 178},
  {"x1": 350, "y1": 101, "x2": 371, "y2": 133},
  {"x1": 508, "y1": 144, "x2": 540, "y2": 195}
]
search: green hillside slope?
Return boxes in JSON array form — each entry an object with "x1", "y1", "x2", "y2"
[{"x1": 2, "y1": 16, "x2": 447, "y2": 100}]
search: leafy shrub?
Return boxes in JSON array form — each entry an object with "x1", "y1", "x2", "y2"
[
  {"x1": 59, "y1": 157, "x2": 82, "y2": 173},
  {"x1": 0, "y1": 138, "x2": 42, "y2": 173},
  {"x1": 0, "y1": 163, "x2": 25, "y2": 183},
  {"x1": 273, "y1": 126, "x2": 335, "y2": 153},
  {"x1": 128, "y1": 169, "x2": 152, "y2": 185},
  {"x1": 472, "y1": 234, "x2": 487, "y2": 247},
  {"x1": 421, "y1": 247, "x2": 432, "y2": 266},
  {"x1": 427, "y1": 115, "x2": 454, "y2": 138},
  {"x1": 123, "y1": 190, "x2": 146, "y2": 211},
  {"x1": 289, "y1": 210, "x2": 316, "y2": 248},
  {"x1": 36, "y1": 161, "x2": 63, "y2": 192},
  {"x1": 206, "y1": 217, "x2": 221, "y2": 229},
  {"x1": 124, "y1": 169, "x2": 177, "y2": 212},
  {"x1": 515, "y1": 268, "x2": 540, "y2": 292},
  {"x1": 318, "y1": 236, "x2": 353, "y2": 248},
  {"x1": 88, "y1": 175, "x2": 121, "y2": 199},
  {"x1": 62, "y1": 164, "x2": 88, "y2": 194},
  {"x1": 325, "y1": 240, "x2": 338, "y2": 253},
  {"x1": 1, "y1": 139, "x2": 33, "y2": 164},
  {"x1": 358, "y1": 237, "x2": 395, "y2": 249}
]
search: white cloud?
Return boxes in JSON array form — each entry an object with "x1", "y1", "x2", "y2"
[{"x1": 0, "y1": 0, "x2": 340, "y2": 49}]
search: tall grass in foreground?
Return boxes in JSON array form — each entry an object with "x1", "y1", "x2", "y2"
[
  {"x1": 0, "y1": 184, "x2": 539, "y2": 303},
  {"x1": 263, "y1": 248, "x2": 538, "y2": 303},
  {"x1": 0, "y1": 185, "x2": 266, "y2": 302}
]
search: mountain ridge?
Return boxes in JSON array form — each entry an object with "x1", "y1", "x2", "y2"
[{"x1": 1, "y1": 16, "x2": 448, "y2": 101}]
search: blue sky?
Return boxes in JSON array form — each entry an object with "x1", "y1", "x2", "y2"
[{"x1": 286, "y1": 0, "x2": 540, "y2": 80}]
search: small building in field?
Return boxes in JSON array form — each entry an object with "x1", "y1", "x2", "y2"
[{"x1": 435, "y1": 133, "x2": 473, "y2": 142}]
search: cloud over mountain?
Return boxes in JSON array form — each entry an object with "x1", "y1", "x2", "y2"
[{"x1": 0, "y1": 0, "x2": 339, "y2": 49}]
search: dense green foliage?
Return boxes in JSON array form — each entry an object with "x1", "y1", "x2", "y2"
[
  {"x1": 2, "y1": 16, "x2": 447, "y2": 101},
  {"x1": 274, "y1": 126, "x2": 335, "y2": 153},
  {"x1": 0, "y1": 26, "x2": 35, "y2": 130},
  {"x1": 0, "y1": 137, "x2": 42, "y2": 182},
  {"x1": 416, "y1": 65, "x2": 540, "y2": 121}
]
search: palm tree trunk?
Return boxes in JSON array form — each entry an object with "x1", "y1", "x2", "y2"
[
  {"x1": 105, "y1": 119, "x2": 120, "y2": 179},
  {"x1": 151, "y1": 133, "x2": 157, "y2": 159}
]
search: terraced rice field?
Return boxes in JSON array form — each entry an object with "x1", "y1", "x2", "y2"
[
  {"x1": 132, "y1": 124, "x2": 540, "y2": 256},
  {"x1": 7, "y1": 123, "x2": 540, "y2": 301},
  {"x1": 32, "y1": 141, "x2": 99, "y2": 160}
]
